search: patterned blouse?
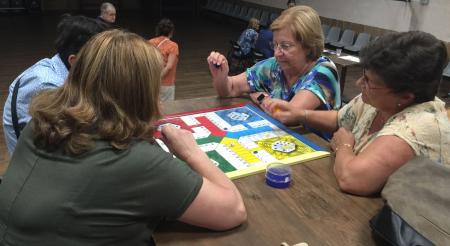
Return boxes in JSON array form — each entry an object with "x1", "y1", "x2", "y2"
[
  {"x1": 238, "y1": 28, "x2": 258, "y2": 56},
  {"x1": 246, "y1": 57, "x2": 341, "y2": 110},
  {"x1": 338, "y1": 94, "x2": 450, "y2": 164}
]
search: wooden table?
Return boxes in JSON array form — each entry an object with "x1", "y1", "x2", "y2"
[
  {"x1": 325, "y1": 51, "x2": 361, "y2": 95},
  {"x1": 155, "y1": 96, "x2": 383, "y2": 246}
]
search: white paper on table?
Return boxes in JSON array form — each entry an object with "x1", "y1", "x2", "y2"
[{"x1": 338, "y1": 55, "x2": 360, "y2": 63}]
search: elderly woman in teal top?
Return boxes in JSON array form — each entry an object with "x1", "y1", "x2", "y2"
[{"x1": 207, "y1": 5, "x2": 340, "y2": 116}]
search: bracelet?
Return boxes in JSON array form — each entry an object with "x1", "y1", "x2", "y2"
[
  {"x1": 303, "y1": 109, "x2": 308, "y2": 123},
  {"x1": 335, "y1": 143, "x2": 352, "y2": 152}
]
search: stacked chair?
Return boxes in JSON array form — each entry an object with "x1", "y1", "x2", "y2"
[
  {"x1": 344, "y1": 32, "x2": 371, "y2": 53},
  {"x1": 329, "y1": 29, "x2": 355, "y2": 48}
]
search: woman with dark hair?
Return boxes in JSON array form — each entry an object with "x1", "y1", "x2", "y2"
[
  {"x1": 0, "y1": 29, "x2": 246, "y2": 244},
  {"x1": 267, "y1": 31, "x2": 450, "y2": 196},
  {"x1": 149, "y1": 18, "x2": 179, "y2": 101}
]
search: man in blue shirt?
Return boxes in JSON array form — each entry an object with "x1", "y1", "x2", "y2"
[{"x1": 3, "y1": 15, "x2": 108, "y2": 155}]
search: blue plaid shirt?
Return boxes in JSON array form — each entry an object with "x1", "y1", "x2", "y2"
[{"x1": 3, "y1": 54, "x2": 68, "y2": 154}]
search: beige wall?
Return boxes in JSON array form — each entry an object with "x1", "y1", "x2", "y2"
[{"x1": 244, "y1": 0, "x2": 450, "y2": 42}]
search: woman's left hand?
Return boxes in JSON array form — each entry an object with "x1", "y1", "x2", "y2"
[{"x1": 330, "y1": 127, "x2": 355, "y2": 152}]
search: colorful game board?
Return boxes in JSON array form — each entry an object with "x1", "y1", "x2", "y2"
[{"x1": 154, "y1": 103, "x2": 329, "y2": 179}]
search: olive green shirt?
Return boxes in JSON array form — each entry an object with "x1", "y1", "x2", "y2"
[{"x1": 0, "y1": 124, "x2": 202, "y2": 245}]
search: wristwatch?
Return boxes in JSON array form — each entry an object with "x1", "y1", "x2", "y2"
[{"x1": 256, "y1": 94, "x2": 266, "y2": 104}]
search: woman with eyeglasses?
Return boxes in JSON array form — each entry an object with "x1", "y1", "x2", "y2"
[
  {"x1": 207, "y1": 6, "x2": 340, "y2": 117},
  {"x1": 267, "y1": 31, "x2": 450, "y2": 196}
]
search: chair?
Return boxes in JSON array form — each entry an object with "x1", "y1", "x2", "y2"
[
  {"x1": 211, "y1": 0, "x2": 223, "y2": 13},
  {"x1": 443, "y1": 62, "x2": 450, "y2": 78},
  {"x1": 324, "y1": 26, "x2": 341, "y2": 44},
  {"x1": 252, "y1": 49, "x2": 265, "y2": 64},
  {"x1": 259, "y1": 10, "x2": 270, "y2": 27},
  {"x1": 204, "y1": 0, "x2": 215, "y2": 10},
  {"x1": 322, "y1": 24, "x2": 330, "y2": 37},
  {"x1": 243, "y1": 7, "x2": 256, "y2": 21},
  {"x1": 344, "y1": 32, "x2": 371, "y2": 53},
  {"x1": 269, "y1": 12, "x2": 279, "y2": 22},
  {"x1": 230, "y1": 4, "x2": 241, "y2": 18},
  {"x1": 237, "y1": 5, "x2": 248, "y2": 20},
  {"x1": 329, "y1": 29, "x2": 355, "y2": 48},
  {"x1": 252, "y1": 8, "x2": 262, "y2": 20},
  {"x1": 227, "y1": 40, "x2": 252, "y2": 75}
]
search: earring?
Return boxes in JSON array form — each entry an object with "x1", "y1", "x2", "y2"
[{"x1": 397, "y1": 103, "x2": 402, "y2": 107}]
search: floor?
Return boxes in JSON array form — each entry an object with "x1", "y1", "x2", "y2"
[{"x1": 2, "y1": 10, "x2": 447, "y2": 175}]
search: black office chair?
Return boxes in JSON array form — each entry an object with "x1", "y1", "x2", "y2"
[
  {"x1": 226, "y1": 40, "x2": 252, "y2": 75},
  {"x1": 252, "y1": 49, "x2": 265, "y2": 64}
]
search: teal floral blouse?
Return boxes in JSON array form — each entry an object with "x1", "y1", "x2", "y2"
[{"x1": 246, "y1": 56, "x2": 341, "y2": 110}]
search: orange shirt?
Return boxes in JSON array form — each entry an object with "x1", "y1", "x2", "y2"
[{"x1": 149, "y1": 36, "x2": 179, "y2": 86}]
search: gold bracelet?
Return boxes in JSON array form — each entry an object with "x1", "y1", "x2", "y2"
[{"x1": 335, "y1": 143, "x2": 352, "y2": 152}]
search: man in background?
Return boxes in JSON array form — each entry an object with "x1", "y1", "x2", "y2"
[
  {"x1": 98, "y1": 2, "x2": 116, "y2": 24},
  {"x1": 2, "y1": 15, "x2": 108, "y2": 155}
]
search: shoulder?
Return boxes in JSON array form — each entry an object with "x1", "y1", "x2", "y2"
[
  {"x1": 17, "y1": 58, "x2": 65, "y2": 88},
  {"x1": 380, "y1": 99, "x2": 450, "y2": 157}
]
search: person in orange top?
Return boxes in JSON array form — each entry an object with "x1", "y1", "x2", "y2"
[{"x1": 149, "y1": 18, "x2": 179, "y2": 101}]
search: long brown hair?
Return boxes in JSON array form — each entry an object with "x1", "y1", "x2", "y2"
[{"x1": 30, "y1": 29, "x2": 163, "y2": 155}]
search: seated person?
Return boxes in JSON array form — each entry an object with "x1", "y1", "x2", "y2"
[
  {"x1": 98, "y1": 2, "x2": 116, "y2": 24},
  {"x1": 0, "y1": 30, "x2": 246, "y2": 244},
  {"x1": 237, "y1": 18, "x2": 259, "y2": 57},
  {"x1": 267, "y1": 31, "x2": 450, "y2": 196},
  {"x1": 207, "y1": 6, "x2": 340, "y2": 117},
  {"x1": 254, "y1": 19, "x2": 274, "y2": 59},
  {"x1": 2, "y1": 15, "x2": 108, "y2": 155}
]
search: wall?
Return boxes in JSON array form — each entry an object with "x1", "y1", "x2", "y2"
[
  {"x1": 244, "y1": 0, "x2": 450, "y2": 42},
  {"x1": 42, "y1": 0, "x2": 141, "y2": 11}
]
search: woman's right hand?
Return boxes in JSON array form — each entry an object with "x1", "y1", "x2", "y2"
[
  {"x1": 266, "y1": 100, "x2": 303, "y2": 125},
  {"x1": 161, "y1": 125, "x2": 202, "y2": 163},
  {"x1": 207, "y1": 51, "x2": 229, "y2": 82}
]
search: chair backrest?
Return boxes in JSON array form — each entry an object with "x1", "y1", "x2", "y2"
[
  {"x1": 325, "y1": 26, "x2": 341, "y2": 44},
  {"x1": 260, "y1": 11, "x2": 270, "y2": 27},
  {"x1": 252, "y1": 8, "x2": 262, "y2": 20},
  {"x1": 443, "y1": 62, "x2": 450, "y2": 77},
  {"x1": 252, "y1": 49, "x2": 265, "y2": 63},
  {"x1": 322, "y1": 24, "x2": 330, "y2": 37},
  {"x1": 237, "y1": 5, "x2": 248, "y2": 20},
  {"x1": 205, "y1": 0, "x2": 214, "y2": 9},
  {"x1": 338, "y1": 29, "x2": 355, "y2": 47},
  {"x1": 230, "y1": 4, "x2": 241, "y2": 17},
  {"x1": 269, "y1": 12, "x2": 279, "y2": 23},
  {"x1": 244, "y1": 7, "x2": 256, "y2": 21},
  {"x1": 212, "y1": 0, "x2": 223, "y2": 11},
  {"x1": 354, "y1": 32, "x2": 371, "y2": 48},
  {"x1": 219, "y1": 2, "x2": 232, "y2": 14}
]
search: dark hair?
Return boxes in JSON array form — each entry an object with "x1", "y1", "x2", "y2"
[
  {"x1": 360, "y1": 31, "x2": 448, "y2": 104},
  {"x1": 55, "y1": 15, "x2": 109, "y2": 69},
  {"x1": 31, "y1": 30, "x2": 163, "y2": 155},
  {"x1": 155, "y1": 18, "x2": 175, "y2": 37},
  {"x1": 287, "y1": 0, "x2": 296, "y2": 5}
]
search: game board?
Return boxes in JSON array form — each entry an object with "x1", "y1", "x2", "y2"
[{"x1": 154, "y1": 103, "x2": 330, "y2": 179}]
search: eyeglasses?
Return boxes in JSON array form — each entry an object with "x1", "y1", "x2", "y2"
[
  {"x1": 361, "y1": 69, "x2": 389, "y2": 90},
  {"x1": 272, "y1": 42, "x2": 296, "y2": 53}
]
